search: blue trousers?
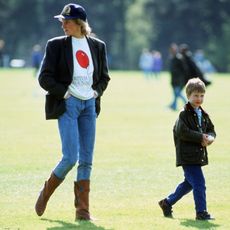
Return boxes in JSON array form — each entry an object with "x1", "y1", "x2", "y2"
[
  {"x1": 170, "y1": 86, "x2": 187, "y2": 110},
  {"x1": 167, "y1": 165, "x2": 207, "y2": 213},
  {"x1": 53, "y1": 96, "x2": 96, "y2": 181}
]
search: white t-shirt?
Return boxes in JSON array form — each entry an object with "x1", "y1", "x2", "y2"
[{"x1": 68, "y1": 37, "x2": 94, "y2": 100}]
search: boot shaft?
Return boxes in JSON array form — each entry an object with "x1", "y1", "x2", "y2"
[
  {"x1": 35, "y1": 172, "x2": 63, "y2": 216},
  {"x1": 74, "y1": 180, "x2": 90, "y2": 208},
  {"x1": 44, "y1": 173, "x2": 63, "y2": 198},
  {"x1": 74, "y1": 180, "x2": 91, "y2": 220}
]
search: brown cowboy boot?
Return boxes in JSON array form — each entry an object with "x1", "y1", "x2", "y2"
[
  {"x1": 35, "y1": 172, "x2": 63, "y2": 216},
  {"x1": 74, "y1": 180, "x2": 92, "y2": 221}
]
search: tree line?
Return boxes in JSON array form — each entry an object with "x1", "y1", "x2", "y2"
[{"x1": 0, "y1": 0, "x2": 230, "y2": 72}]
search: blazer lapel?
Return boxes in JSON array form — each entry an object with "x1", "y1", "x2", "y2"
[
  {"x1": 64, "y1": 36, "x2": 73, "y2": 77},
  {"x1": 86, "y1": 36, "x2": 98, "y2": 77}
]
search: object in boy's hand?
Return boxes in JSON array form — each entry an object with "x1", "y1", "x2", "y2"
[{"x1": 207, "y1": 135, "x2": 214, "y2": 141}]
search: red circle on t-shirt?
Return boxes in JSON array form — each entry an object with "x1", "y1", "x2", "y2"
[{"x1": 76, "y1": 50, "x2": 89, "y2": 69}]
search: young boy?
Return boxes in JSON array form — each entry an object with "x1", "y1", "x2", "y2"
[{"x1": 159, "y1": 78, "x2": 216, "y2": 220}]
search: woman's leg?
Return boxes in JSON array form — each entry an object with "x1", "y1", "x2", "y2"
[
  {"x1": 74, "y1": 98, "x2": 96, "y2": 220},
  {"x1": 54, "y1": 96, "x2": 80, "y2": 179},
  {"x1": 77, "y1": 98, "x2": 96, "y2": 181}
]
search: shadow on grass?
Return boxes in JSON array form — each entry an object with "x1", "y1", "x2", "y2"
[
  {"x1": 180, "y1": 219, "x2": 220, "y2": 229},
  {"x1": 41, "y1": 218, "x2": 114, "y2": 230}
]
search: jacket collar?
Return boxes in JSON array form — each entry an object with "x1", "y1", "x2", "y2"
[
  {"x1": 64, "y1": 36, "x2": 73, "y2": 76},
  {"x1": 184, "y1": 102, "x2": 208, "y2": 116},
  {"x1": 86, "y1": 36, "x2": 97, "y2": 71}
]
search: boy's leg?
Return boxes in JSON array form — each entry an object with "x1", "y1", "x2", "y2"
[
  {"x1": 167, "y1": 179, "x2": 192, "y2": 205},
  {"x1": 159, "y1": 169, "x2": 192, "y2": 217},
  {"x1": 183, "y1": 165, "x2": 206, "y2": 213}
]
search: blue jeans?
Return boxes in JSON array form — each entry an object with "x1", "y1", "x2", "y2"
[
  {"x1": 53, "y1": 96, "x2": 96, "y2": 181},
  {"x1": 170, "y1": 86, "x2": 187, "y2": 110},
  {"x1": 167, "y1": 165, "x2": 206, "y2": 213}
]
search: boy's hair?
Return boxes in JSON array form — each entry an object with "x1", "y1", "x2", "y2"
[{"x1": 185, "y1": 78, "x2": 206, "y2": 97}]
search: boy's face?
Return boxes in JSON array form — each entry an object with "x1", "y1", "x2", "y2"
[{"x1": 188, "y1": 91, "x2": 205, "y2": 108}]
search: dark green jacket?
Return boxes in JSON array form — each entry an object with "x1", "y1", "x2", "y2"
[{"x1": 173, "y1": 102, "x2": 216, "y2": 167}]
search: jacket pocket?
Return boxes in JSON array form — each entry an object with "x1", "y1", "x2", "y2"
[
  {"x1": 45, "y1": 94, "x2": 66, "y2": 119},
  {"x1": 181, "y1": 146, "x2": 201, "y2": 163}
]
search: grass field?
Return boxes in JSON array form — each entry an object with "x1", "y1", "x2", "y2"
[{"x1": 0, "y1": 69, "x2": 230, "y2": 230}]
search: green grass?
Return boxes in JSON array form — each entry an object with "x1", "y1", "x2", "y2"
[{"x1": 0, "y1": 69, "x2": 230, "y2": 229}]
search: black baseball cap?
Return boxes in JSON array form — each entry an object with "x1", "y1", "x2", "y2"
[{"x1": 54, "y1": 3, "x2": 87, "y2": 22}]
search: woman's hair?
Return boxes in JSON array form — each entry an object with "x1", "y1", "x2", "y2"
[
  {"x1": 185, "y1": 78, "x2": 206, "y2": 97},
  {"x1": 73, "y1": 19, "x2": 92, "y2": 36}
]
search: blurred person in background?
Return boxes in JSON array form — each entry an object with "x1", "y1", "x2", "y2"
[
  {"x1": 0, "y1": 39, "x2": 5, "y2": 67},
  {"x1": 179, "y1": 44, "x2": 212, "y2": 87},
  {"x1": 0, "y1": 39, "x2": 10, "y2": 67},
  {"x1": 32, "y1": 44, "x2": 43, "y2": 77},
  {"x1": 35, "y1": 3, "x2": 110, "y2": 221},
  {"x1": 139, "y1": 48, "x2": 153, "y2": 79},
  {"x1": 168, "y1": 43, "x2": 187, "y2": 111},
  {"x1": 194, "y1": 49, "x2": 216, "y2": 76},
  {"x1": 152, "y1": 50, "x2": 163, "y2": 79}
]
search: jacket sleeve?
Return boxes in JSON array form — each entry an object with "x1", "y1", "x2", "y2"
[
  {"x1": 174, "y1": 113, "x2": 203, "y2": 143},
  {"x1": 206, "y1": 115, "x2": 216, "y2": 138},
  {"x1": 38, "y1": 40, "x2": 66, "y2": 99}
]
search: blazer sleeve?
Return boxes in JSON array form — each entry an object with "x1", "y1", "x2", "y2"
[
  {"x1": 38, "y1": 40, "x2": 67, "y2": 99},
  {"x1": 93, "y1": 41, "x2": 110, "y2": 97}
]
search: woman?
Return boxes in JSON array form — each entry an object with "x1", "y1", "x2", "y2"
[{"x1": 35, "y1": 3, "x2": 110, "y2": 221}]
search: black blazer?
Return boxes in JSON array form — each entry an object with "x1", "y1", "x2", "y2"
[{"x1": 38, "y1": 35, "x2": 110, "y2": 119}]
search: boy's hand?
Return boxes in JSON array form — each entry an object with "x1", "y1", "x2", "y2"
[
  {"x1": 201, "y1": 134, "x2": 214, "y2": 146},
  {"x1": 207, "y1": 135, "x2": 215, "y2": 145}
]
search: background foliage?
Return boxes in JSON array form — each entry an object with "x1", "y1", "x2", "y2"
[{"x1": 0, "y1": 0, "x2": 230, "y2": 71}]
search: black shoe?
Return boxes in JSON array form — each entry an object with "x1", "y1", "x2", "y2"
[
  {"x1": 158, "y1": 199, "x2": 173, "y2": 218},
  {"x1": 196, "y1": 211, "x2": 215, "y2": 220}
]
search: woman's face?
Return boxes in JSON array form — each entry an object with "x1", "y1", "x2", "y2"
[
  {"x1": 188, "y1": 91, "x2": 205, "y2": 108},
  {"x1": 61, "y1": 19, "x2": 82, "y2": 38}
]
